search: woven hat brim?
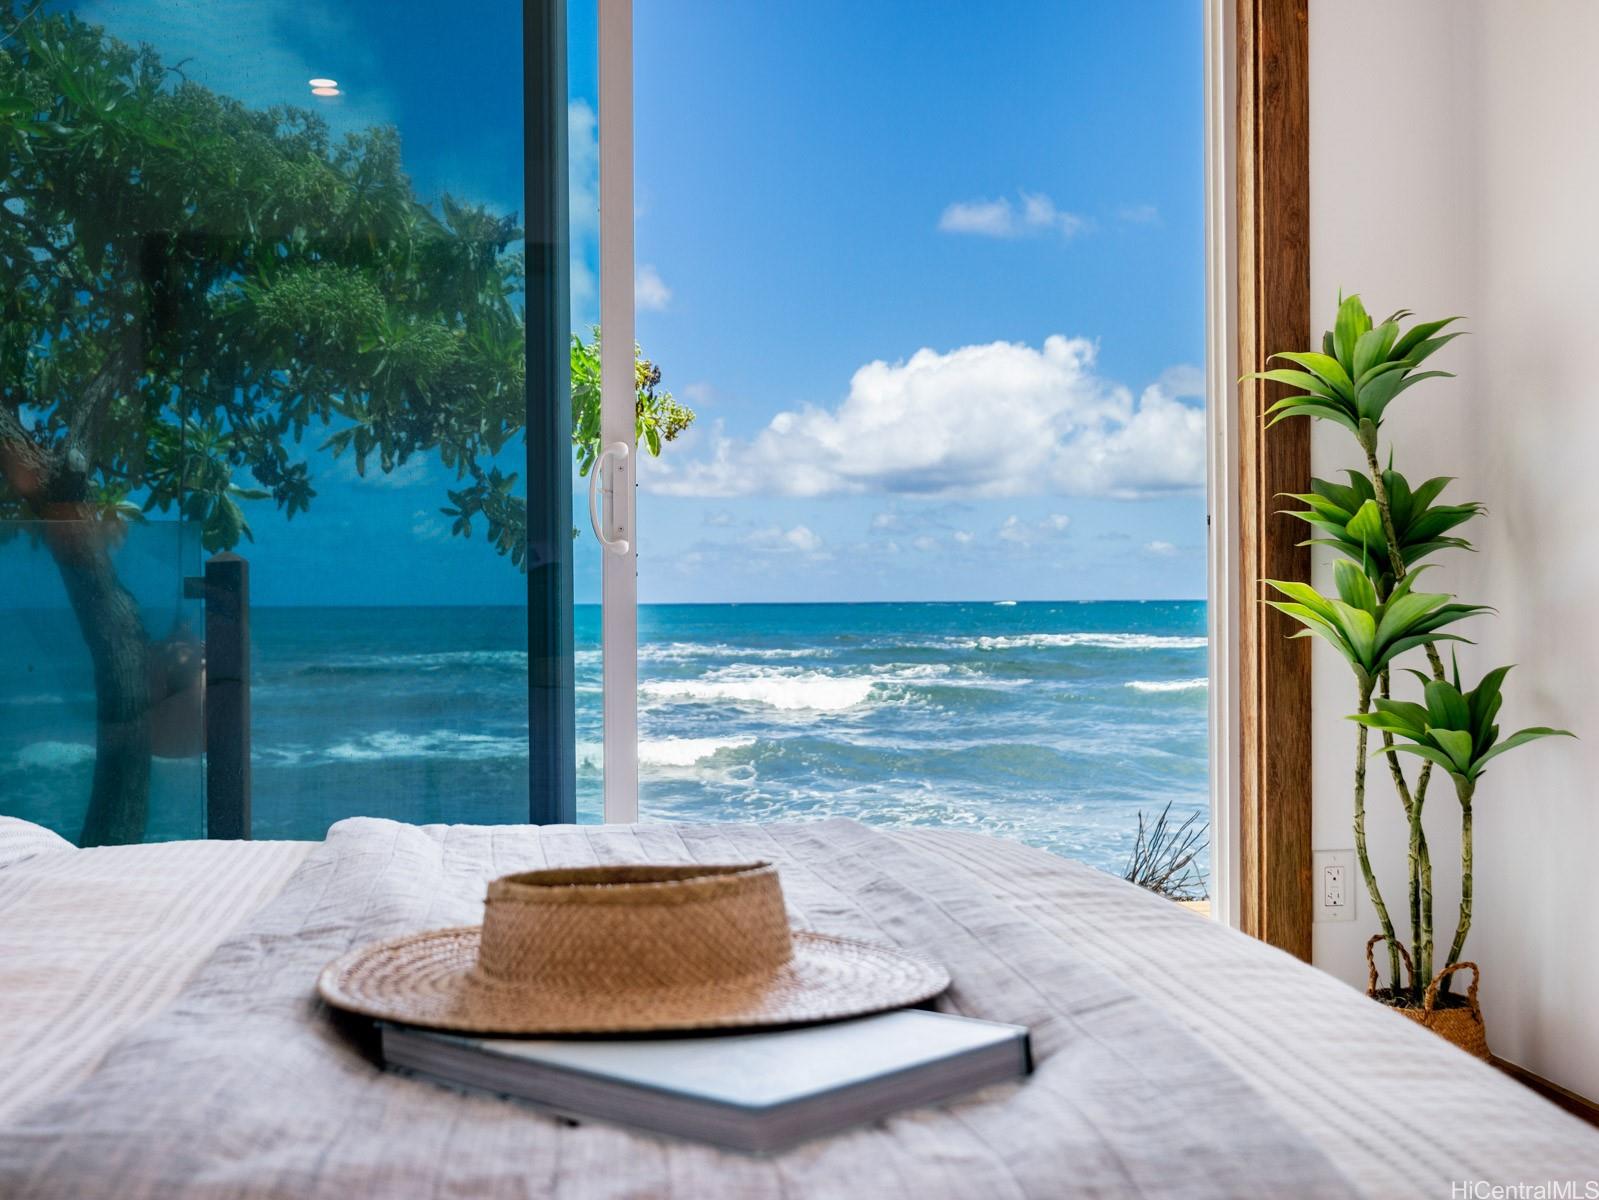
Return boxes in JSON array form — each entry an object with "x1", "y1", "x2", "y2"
[{"x1": 317, "y1": 926, "x2": 951, "y2": 1035}]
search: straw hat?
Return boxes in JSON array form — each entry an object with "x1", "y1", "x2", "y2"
[{"x1": 318, "y1": 861, "x2": 950, "y2": 1034}]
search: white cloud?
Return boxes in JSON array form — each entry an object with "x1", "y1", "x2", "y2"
[
  {"x1": 911, "y1": 535, "x2": 939, "y2": 552},
  {"x1": 952, "y1": 530, "x2": 975, "y2": 545},
  {"x1": 635, "y1": 264, "x2": 672, "y2": 312},
  {"x1": 332, "y1": 453, "x2": 431, "y2": 490},
  {"x1": 997, "y1": 513, "x2": 1073, "y2": 547},
  {"x1": 646, "y1": 337, "x2": 1204, "y2": 501},
  {"x1": 1118, "y1": 203, "x2": 1161, "y2": 225},
  {"x1": 938, "y1": 191, "x2": 1085, "y2": 239},
  {"x1": 870, "y1": 512, "x2": 901, "y2": 532},
  {"x1": 411, "y1": 510, "x2": 449, "y2": 542},
  {"x1": 568, "y1": 101, "x2": 599, "y2": 326},
  {"x1": 1144, "y1": 540, "x2": 1178, "y2": 557},
  {"x1": 744, "y1": 525, "x2": 825, "y2": 555},
  {"x1": 703, "y1": 509, "x2": 735, "y2": 527}
]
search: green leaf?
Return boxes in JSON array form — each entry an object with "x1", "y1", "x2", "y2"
[
  {"x1": 1345, "y1": 499, "x2": 1386, "y2": 550},
  {"x1": 1370, "y1": 698, "x2": 1431, "y2": 731},
  {"x1": 1251, "y1": 369, "x2": 1342, "y2": 399},
  {"x1": 1390, "y1": 315, "x2": 1462, "y2": 361},
  {"x1": 1431, "y1": 728, "x2": 1476, "y2": 773},
  {"x1": 1389, "y1": 743, "x2": 1465, "y2": 774},
  {"x1": 1474, "y1": 726, "x2": 1575, "y2": 770},
  {"x1": 1424, "y1": 680, "x2": 1471, "y2": 731},
  {"x1": 1333, "y1": 558, "x2": 1376, "y2": 610},
  {"x1": 1272, "y1": 351, "x2": 1355, "y2": 401},
  {"x1": 1333, "y1": 294, "x2": 1369, "y2": 371}
]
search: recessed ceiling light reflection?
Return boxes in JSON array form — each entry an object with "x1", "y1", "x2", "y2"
[
  {"x1": 311, "y1": 87, "x2": 341, "y2": 97},
  {"x1": 308, "y1": 77, "x2": 338, "y2": 88}
]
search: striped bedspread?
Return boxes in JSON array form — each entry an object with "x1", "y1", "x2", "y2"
[{"x1": 0, "y1": 816, "x2": 1595, "y2": 1197}]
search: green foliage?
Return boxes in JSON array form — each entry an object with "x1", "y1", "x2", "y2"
[
  {"x1": 1351, "y1": 659, "x2": 1573, "y2": 788},
  {"x1": 1263, "y1": 560, "x2": 1486, "y2": 691},
  {"x1": 1283, "y1": 468, "x2": 1482, "y2": 595},
  {"x1": 0, "y1": 7, "x2": 691, "y2": 569},
  {"x1": 1262, "y1": 292, "x2": 1572, "y2": 996},
  {"x1": 1248, "y1": 294, "x2": 1462, "y2": 449},
  {"x1": 570, "y1": 331, "x2": 695, "y2": 477}
]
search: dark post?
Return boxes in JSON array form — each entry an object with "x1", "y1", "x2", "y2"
[
  {"x1": 205, "y1": 553, "x2": 251, "y2": 839},
  {"x1": 524, "y1": 0, "x2": 577, "y2": 823}
]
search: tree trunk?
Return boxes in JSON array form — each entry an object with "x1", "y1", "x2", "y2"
[{"x1": 43, "y1": 519, "x2": 152, "y2": 846}]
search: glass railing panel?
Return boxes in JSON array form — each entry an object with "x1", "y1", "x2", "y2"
[{"x1": 0, "y1": 520, "x2": 203, "y2": 845}]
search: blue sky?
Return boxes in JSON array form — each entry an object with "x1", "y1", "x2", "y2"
[{"x1": 63, "y1": 0, "x2": 1205, "y2": 605}]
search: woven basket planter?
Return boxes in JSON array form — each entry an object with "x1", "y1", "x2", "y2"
[{"x1": 1366, "y1": 934, "x2": 1490, "y2": 1060}]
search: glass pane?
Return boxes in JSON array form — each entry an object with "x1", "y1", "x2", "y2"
[
  {"x1": 0, "y1": 521, "x2": 203, "y2": 844},
  {"x1": 3, "y1": 1, "x2": 543, "y2": 839},
  {"x1": 632, "y1": 2, "x2": 1209, "y2": 894}
]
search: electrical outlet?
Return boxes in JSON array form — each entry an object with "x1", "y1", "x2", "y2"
[{"x1": 1314, "y1": 850, "x2": 1356, "y2": 922}]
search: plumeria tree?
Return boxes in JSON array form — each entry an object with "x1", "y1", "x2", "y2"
[
  {"x1": 1254, "y1": 295, "x2": 1571, "y2": 1003},
  {"x1": 0, "y1": 8, "x2": 691, "y2": 844}
]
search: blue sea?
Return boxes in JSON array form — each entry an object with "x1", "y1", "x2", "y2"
[{"x1": 1, "y1": 602, "x2": 1209, "y2": 878}]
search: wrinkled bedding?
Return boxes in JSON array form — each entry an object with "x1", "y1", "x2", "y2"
[{"x1": 0, "y1": 816, "x2": 1595, "y2": 1198}]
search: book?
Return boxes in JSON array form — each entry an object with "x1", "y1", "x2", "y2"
[{"x1": 380, "y1": 1009, "x2": 1032, "y2": 1154}]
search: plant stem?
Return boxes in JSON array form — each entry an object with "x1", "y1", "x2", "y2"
[
  {"x1": 1362, "y1": 444, "x2": 1447, "y2": 681},
  {"x1": 1363, "y1": 441, "x2": 1446, "y2": 1002},
  {"x1": 1354, "y1": 680, "x2": 1402, "y2": 989},
  {"x1": 1442, "y1": 780, "x2": 1475, "y2": 989},
  {"x1": 1379, "y1": 668, "x2": 1423, "y2": 995}
]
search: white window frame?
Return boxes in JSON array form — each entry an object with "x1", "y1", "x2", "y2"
[
  {"x1": 597, "y1": 0, "x2": 638, "y2": 823},
  {"x1": 1204, "y1": 0, "x2": 1240, "y2": 928}
]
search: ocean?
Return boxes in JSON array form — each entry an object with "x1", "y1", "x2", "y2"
[{"x1": 1, "y1": 601, "x2": 1209, "y2": 880}]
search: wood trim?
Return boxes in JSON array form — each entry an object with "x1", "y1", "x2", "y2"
[
  {"x1": 1492, "y1": 1058, "x2": 1599, "y2": 1130},
  {"x1": 1236, "y1": 0, "x2": 1313, "y2": 958}
]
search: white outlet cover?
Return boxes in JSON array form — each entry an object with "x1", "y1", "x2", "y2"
[{"x1": 1314, "y1": 850, "x2": 1357, "y2": 923}]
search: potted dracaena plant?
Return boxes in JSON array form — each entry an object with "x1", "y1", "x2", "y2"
[{"x1": 1249, "y1": 295, "x2": 1572, "y2": 1058}]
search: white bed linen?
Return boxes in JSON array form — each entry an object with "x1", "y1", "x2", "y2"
[
  {"x1": 0, "y1": 823, "x2": 1592, "y2": 1198},
  {"x1": 0, "y1": 833, "x2": 310, "y2": 1123}
]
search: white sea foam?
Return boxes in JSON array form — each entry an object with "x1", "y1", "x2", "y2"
[
  {"x1": 641, "y1": 672, "x2": 876, "y2": 712},
  {"x1": 640, "y1": 642, "x2": 819, "y2": 663},
  {"x1": 3, "y1": 692, "x2": 65, "y2": 707},
  {"x1": 322, "y1": 730, "x2": 526, "y2": 762},
  {"x1": 15, "y1": 741, "x2": 96, "y2": 769},
  {"x1": 951, "y1": 633, "x2": 1207, "y2": 652},
  {"x1": 640, "y1": 736, "x2": 757, "y2": 766},
  {"x1": 1125, "y1": 678, "x2": 1209, "y2": 693},
  {"x1": 575, "y1": 736, "x2": 756, "y2": 769}
]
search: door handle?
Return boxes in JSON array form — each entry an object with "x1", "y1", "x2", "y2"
[{"x1": 587, "y1": 441, "x2": 631, "y2": 555}]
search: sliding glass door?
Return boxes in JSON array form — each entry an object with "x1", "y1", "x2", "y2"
[{"x1": 1, "y1": 0, "x2": 583, "y2": 840}]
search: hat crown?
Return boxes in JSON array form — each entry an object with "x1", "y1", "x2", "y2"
[{"x1": 473, "y1": 861, "x2": 794, "y2": 992}]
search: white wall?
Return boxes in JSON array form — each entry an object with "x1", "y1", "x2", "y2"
[{"x1": 1309, "y1": 0, "x2": 1599, "y2": 1099}]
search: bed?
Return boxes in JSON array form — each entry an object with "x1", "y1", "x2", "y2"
[{"x1": 0, "y1": 813, "x2": 1595, "y2": 1198}]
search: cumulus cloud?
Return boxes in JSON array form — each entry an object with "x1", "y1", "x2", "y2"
[
  {"x1": 1143, "y1": 540, "x2": 1178, "y2": 557},
  {"x1": 744, "y1": 525, "x2": 825, "y2": 555},
  {"x1": 645, "y1": 337, "x2": 1204, "y2": 501},
  {"x1": 952, "y1": 530, "x2": 975, "y2": 545},
  {"x1": 997, "y1": 513, "x2": 1073, "y2": 547},
  {"x1": 635, "y1": 264, "x2": 672, "y2": 311},
  {"x1": 938, "y1": 191, "x2": 1086, "y2": 239}
]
